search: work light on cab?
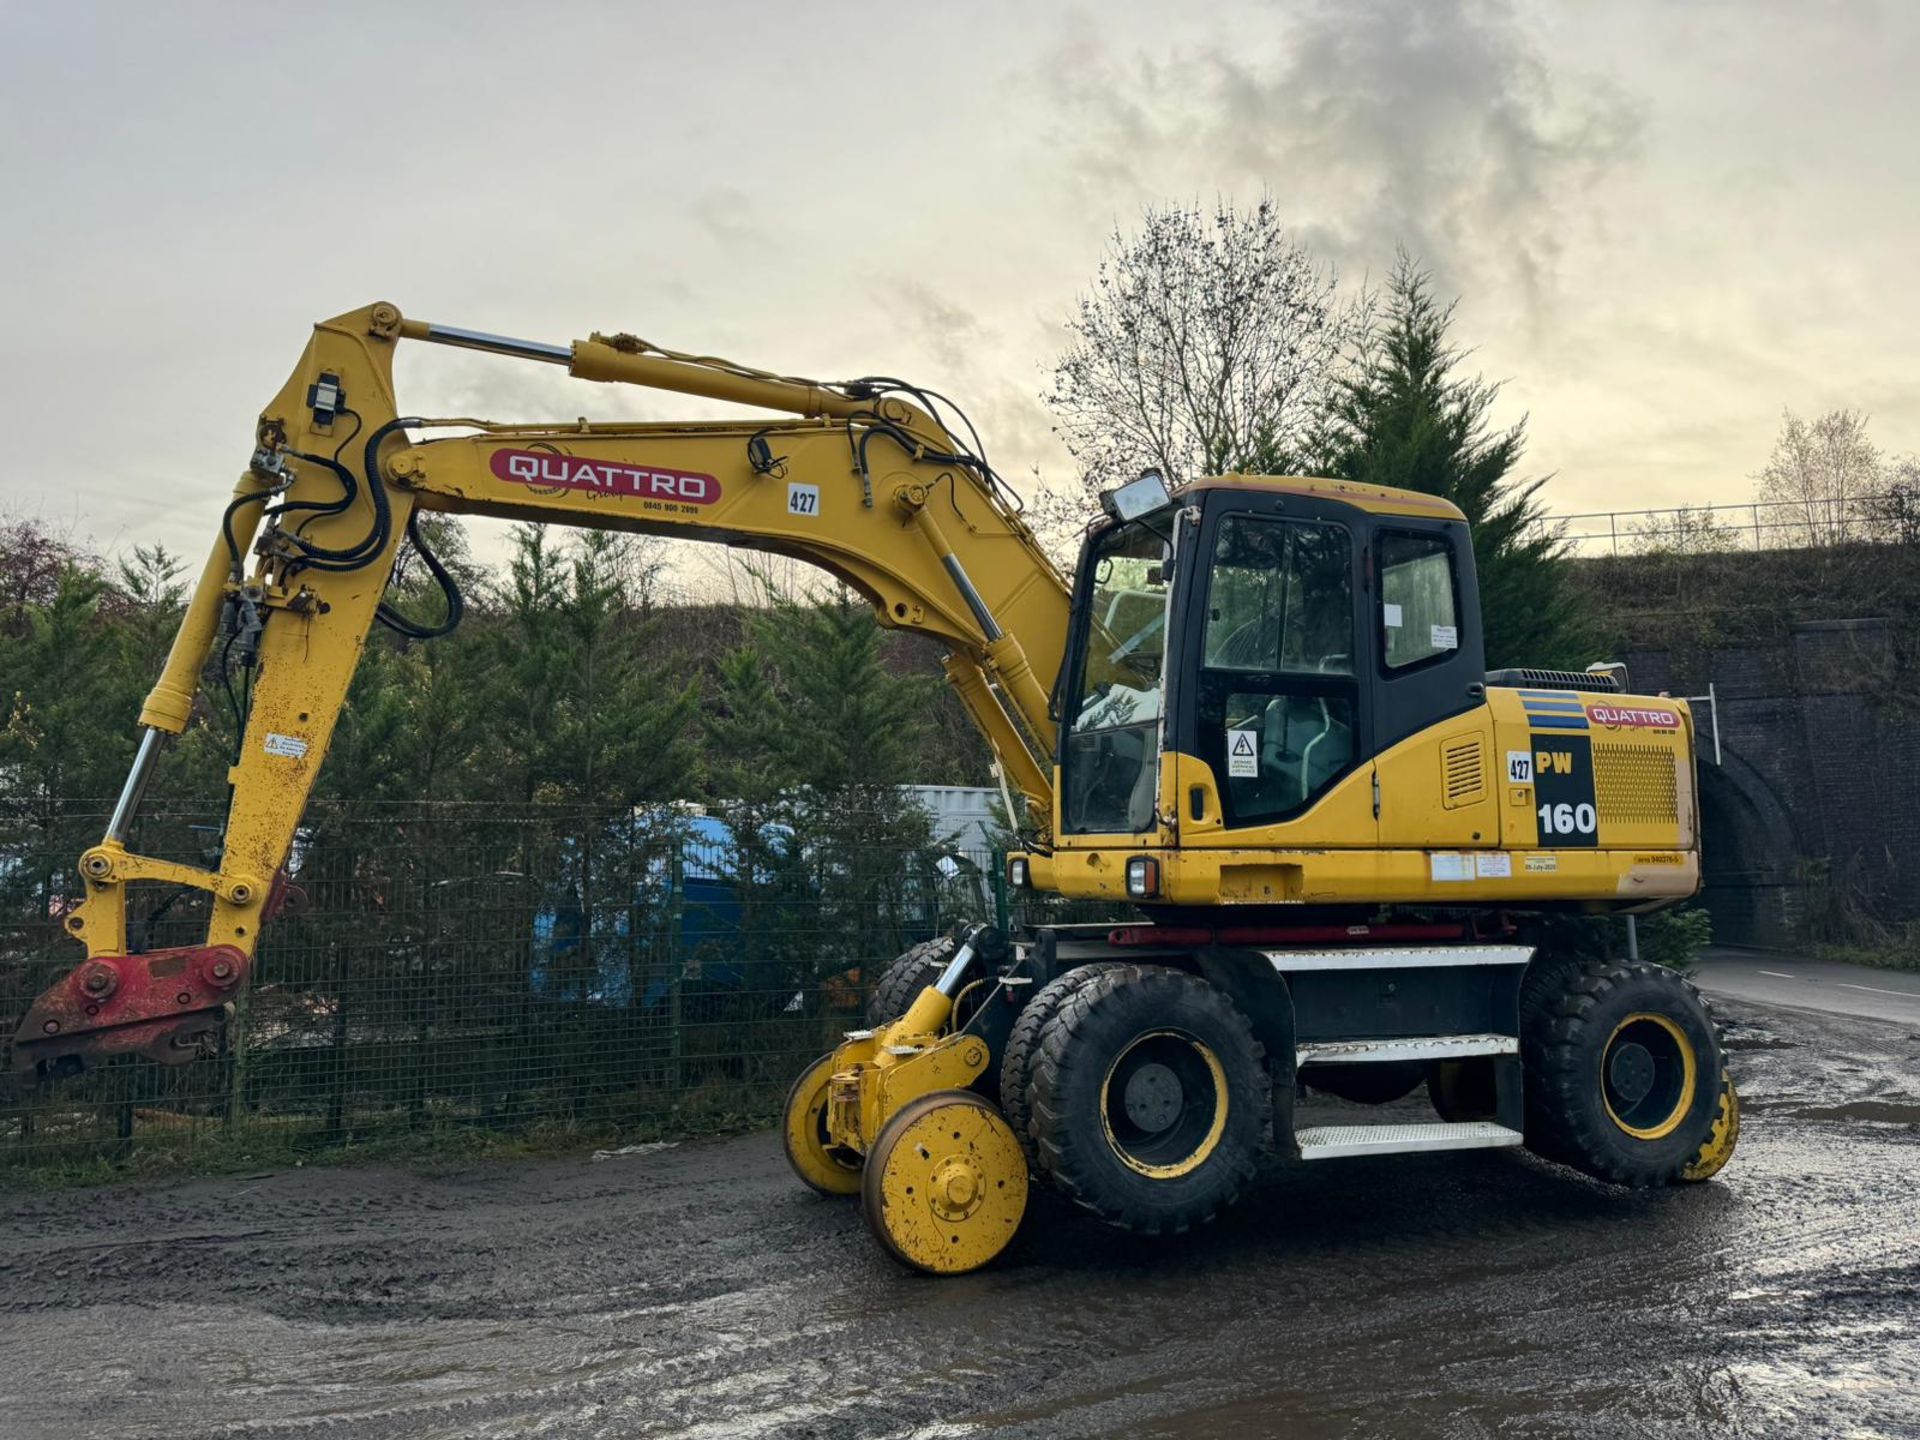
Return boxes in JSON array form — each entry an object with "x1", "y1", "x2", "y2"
[{"x1": 1100, "y1": 469, "x2": 1174, "y2": 524}]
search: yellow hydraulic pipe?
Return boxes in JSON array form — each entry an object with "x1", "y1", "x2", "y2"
[
  {"x1": 570, "y1": 337, "x2": 872, "y2": 420},
  {"x1": 909, "y1": 504, "x2": 1057, "y2": 751},
  {"x1": 941, "y1": 654, "x2": 1051, "y2": 810}
]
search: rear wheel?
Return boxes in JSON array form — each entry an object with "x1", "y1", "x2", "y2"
[
  {"x1": 1428, "y1": 1057, "x2": 1498, "y2": 1122},
  {"x1": 1029, "y1": 965, "x2": 1265, "y2": 1235},
  {"x1": 1303, "y1": 1061, "x2": 1425, "y2": 1106},
  {"x1": 1524, "y1": 960, "x2": 1725, "y2": 1186},
  {"x1": 1681, "y1": 1068, "x2": 1741, "y2": 1181}
]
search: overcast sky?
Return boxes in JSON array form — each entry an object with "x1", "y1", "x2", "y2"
[{"x1": 2, "y1": 0, "x2": 1915, "y2": 582}]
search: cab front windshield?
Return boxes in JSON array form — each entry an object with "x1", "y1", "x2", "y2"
[{"x1": 1061, "y1": 520, "x2": 1171, "y2": 834}]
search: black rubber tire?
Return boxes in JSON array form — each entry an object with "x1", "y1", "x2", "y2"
[
  {"x1": 866, "y1": 935, "x2": 957, "y2": 1028},
  {"x1": 1302, "y1": 1061, "x2": 1426, "y2": 1106},
  {"x1": 1523, "y1": 959, "x2": 1724, "y2": 1186},
  {"x1": 1427, "y1": 1057, "x2": 1499, "y2": 1123},
  {"x1": 998, "y1": 963, "x2": 1125, "y2": 1170},
  {"x1": 1029, "y1": 964, "x2": 1265, "y2": 1235},
  {"x1": 1520, "y1": 950, "x2": 1588, "y2": 1035}
]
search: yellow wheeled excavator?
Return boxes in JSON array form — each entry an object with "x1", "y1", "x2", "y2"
[{"x1": 11, "y1": 304, "x2": 1738, "y2": 1274}]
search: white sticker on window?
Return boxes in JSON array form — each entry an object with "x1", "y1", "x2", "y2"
[
  {"x1": 1506, "y1": 750, "x2": 1534, "y2": 785},
  {"x1": 264, "y1": 732, "x2": 309, "y2": 760},
  {"x1": 1431, "y1": 624, "x2": 1458, "y2": 650},
  {"x1": 1476, "y1": 852, "x2": 1512, "y2": 879},
  {"x1": 787, "y1": 483, "x2": 820, "y2": 517},
  {"x1": 1227, "y1": 728, "x2": 1260, "y2": 778},
  {"x1": 1383, "y1": 602, "x2": 1403, "y2": 629},
  {"x1": 1429, "y1": 852, "x2": 1472, "y2": 882}
]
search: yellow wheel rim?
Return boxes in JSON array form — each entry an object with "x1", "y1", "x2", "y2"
[
  {"x1": 1682, "y1": 1071, "x2": 1740, "y2": 1181},
  {"x1": 1099, "y1": 1029, "x2": 1229, "y2": 1179},
  {"x1": 782, "y1": 1052, "x2": 862, "y2": 1196},
  {"x1": 1599, "y1": 1011, "x2": 1698, "y2": 1141},
  {"x1": 863, "y1": 1091, "x2": 1027, "y2": 1275}
]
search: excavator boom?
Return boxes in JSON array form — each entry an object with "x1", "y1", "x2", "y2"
[{"x1": 15, "y1": 302, "x2": 1068, "y2": 1075}]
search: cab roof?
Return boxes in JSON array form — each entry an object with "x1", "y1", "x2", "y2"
[{"x1": 1183, "y1": 474, "x2": 1468, "y2": 523}]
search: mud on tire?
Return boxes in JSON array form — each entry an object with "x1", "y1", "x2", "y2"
[
  {"x1": 1029, "y1": 964, "x2": 1265, "y2": 1235},
  {"x1": 1523, "y1": 958, "x2": 1724, "y2": 1186},
  {"x1": 998, "y1": 963, "x2": 1125, "y2": 1170}
]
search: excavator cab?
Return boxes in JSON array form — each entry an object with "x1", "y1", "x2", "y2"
[{"x1": 1052, "y1": 473, "x2": 1488, "y2": 888}]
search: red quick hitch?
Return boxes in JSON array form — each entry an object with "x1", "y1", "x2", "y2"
[{"x1": 8, "y1": 945, "x2": 250, "y2": 1078}]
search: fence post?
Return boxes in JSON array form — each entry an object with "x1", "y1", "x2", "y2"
[
  {"x1": 667, "y1": 842, "x2": 684, "y2": 1093},
  {"x1": 991, "y1": 849, "x2": 1010, "y2": 933},
  {"x1": 225, "y1": 983, "x2": 251, "y2": 1130}
]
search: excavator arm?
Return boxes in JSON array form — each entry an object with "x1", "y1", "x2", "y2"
[{"x1": 12, "y1": 302, "x2": 1068, "y2": 1075}]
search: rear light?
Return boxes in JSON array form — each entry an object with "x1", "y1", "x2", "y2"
[
  {"x1": 1125, "y1": 856, "x2": 1160, "y2": 899},
  {"x1": 1008, "y1": 856, "x2": 1030, "y2": 889}
]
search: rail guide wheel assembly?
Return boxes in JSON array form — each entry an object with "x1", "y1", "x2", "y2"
[
  {"x1": 781, "y1": 1052, "x2": 863, "y2": 1197},
  {"x1": 861, "y1": 1089, "x2": 1028, "y2": 1275}
]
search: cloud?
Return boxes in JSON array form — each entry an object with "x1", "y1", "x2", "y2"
[
  {"x1": 1037, "y1": 0, "x2": 1644, "y2": 329},
  {"x1": 689, "y1": 186, "x2": 773, "y2": 254}
]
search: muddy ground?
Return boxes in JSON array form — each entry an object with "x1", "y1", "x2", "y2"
[{"x1": 1, "y1": 992, "x2": 1916, "y2": 1440}]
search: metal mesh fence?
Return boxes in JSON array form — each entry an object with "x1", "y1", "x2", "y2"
[
  {"x1": 0, "y1": 800, "x2": 1117, "y2": 1182},
  {"x1": 1541, "y1": 491, "x2": 1920, "y2": 557}
]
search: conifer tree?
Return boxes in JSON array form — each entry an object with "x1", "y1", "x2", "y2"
[{"x1": 1320, "y1": 255, "x2": 1593, "y2": 668}]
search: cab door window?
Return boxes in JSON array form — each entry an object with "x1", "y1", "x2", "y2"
[
  {"x1": 1197, "y1": 516, "x2": 1357, "y2": 824},
  {"x1": 1379, "y1": 532, "x2": 1459, "y2": 670}
]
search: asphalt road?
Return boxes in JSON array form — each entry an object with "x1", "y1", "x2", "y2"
[
  {"x1": 1693, "y1": 947, "x2": 1920, "y2": 1027},
  {"x1": 1, "y1": 988, "x2": 1916, "y2": 1439}
]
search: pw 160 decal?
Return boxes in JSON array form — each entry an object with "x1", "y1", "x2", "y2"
[{"x1": 489, "y1": 449, "x2": 721, "y2": 505}]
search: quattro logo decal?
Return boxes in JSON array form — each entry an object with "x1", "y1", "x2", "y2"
[
  {"x1": 1587, "y1": 703, "x2": 1680, "y2": 731},
  {"x1": 489, "y1": 449, "x2": 720, "y2": 505}
]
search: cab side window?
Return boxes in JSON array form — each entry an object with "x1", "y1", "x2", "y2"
[{"x1": 1379, "y1": 532, "x2": 1459, "y2": 670}]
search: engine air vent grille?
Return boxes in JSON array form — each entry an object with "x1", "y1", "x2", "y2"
[
  {"x1": 1485, "y1": 667, "x2": 1621, "y2": 693},
  {"x1": 1594, "y1": 744, "x2": 1678, "y2": 825},
  {"x1": 1442, "y1": 736, "x2": 1487, "y2": 809}
]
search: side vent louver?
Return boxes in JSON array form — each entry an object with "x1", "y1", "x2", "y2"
[{"x1": 1442, "y1": 736, "x2": 1487, "y2": 810}]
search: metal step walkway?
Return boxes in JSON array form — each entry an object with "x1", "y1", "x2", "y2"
[
  {"x1": 1296, "y1": 1033, "x2": 1517, "y2": 1065},
  {"x1": 1295, "y1": 1120, "x2": 1524, "y2": 1160}
]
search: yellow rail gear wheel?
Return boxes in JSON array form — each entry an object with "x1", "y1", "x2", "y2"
[
  {"x1": 1681, "y1": 1068, "x2": 1741, "y2": 1182},
  {"x1": 1522, "y1": 959, "x2": 1723, "y2": 1187},
  {"x1": 1028, "y1": 964, "x2": 1264, "y2": 1235},
  {"x1": 782, "y1": 1052, "x2": 862, "y2": 1197},
  {"x1": 862, "y1": 1090, "x2": 1027, "y2": 1275}
]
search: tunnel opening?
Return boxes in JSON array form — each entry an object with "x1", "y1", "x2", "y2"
[{"x1": 1696, "y1": 753, "x2": 1805, "y2": 949}]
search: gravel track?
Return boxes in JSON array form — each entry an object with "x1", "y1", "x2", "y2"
[{"x1": 1, "y1": 997, "x2": 1915, "y2": 1439}]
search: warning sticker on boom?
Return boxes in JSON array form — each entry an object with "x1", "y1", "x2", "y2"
[
  {"x1": 1227, "y1": 728, "x2": 1260, "y2": 778},
  {"x1": 264, "y1": 732, "x2": 309, "y2": 760}
]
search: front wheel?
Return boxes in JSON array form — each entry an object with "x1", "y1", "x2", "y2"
[
  {"x1": 1524, "y1": 960, "x2": 1728, "y2": 1186},
  {"x1": 1029, "y1": 965, "x2": 1266, "y2": 1235}
]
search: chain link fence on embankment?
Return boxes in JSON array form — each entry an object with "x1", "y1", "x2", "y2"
[{"x1": 0, "y1": 800, "x2": 1118, "y2": 1183}]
